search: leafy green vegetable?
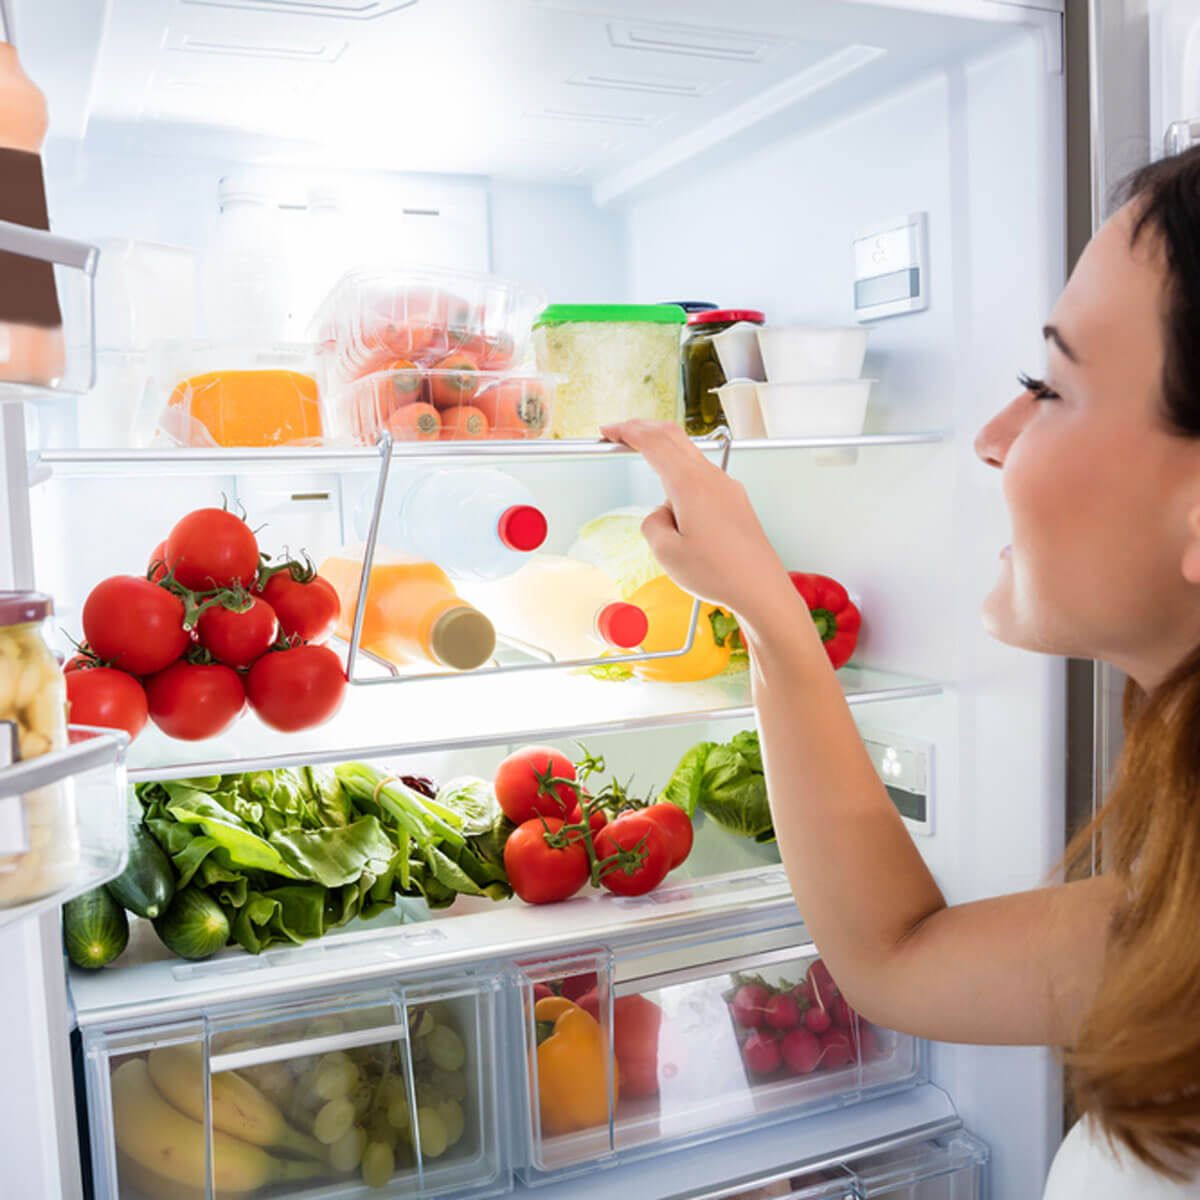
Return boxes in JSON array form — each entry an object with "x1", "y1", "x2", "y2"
[
  {"x1": 662, "y1": 741, "x2": 715, "y2": 817},
  {"x1": 664, "y1": 730, "x2": 773, "y2": 842},
  {"x1": 435, "y1": 776, "x2": 500, "y2": 837}
]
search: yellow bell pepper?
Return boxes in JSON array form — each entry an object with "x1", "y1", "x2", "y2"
[
  {"x1": 629, "y1": 575, "x2": 733, "y2": 683},
  {"x1": 534, "y1": 995, "x2": 615, "y2": 1135}
]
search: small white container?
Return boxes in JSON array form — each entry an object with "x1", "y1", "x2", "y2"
[
  {"x1": 710, "y1": 379, "x2": 766, "y2": 439},
  {"x1": 757, "y1": 379, "x2": 873, "y2": 439},
  {"x1": 757, "y1": 326, "x2": 869, "y2": 382},
  {"x1": 711, "y1": 321, "x2": 766, "y2": 382}
]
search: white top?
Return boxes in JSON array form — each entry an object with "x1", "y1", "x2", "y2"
[{"x1": 1044, "y1": 1119, "x2": 1200, "y2": 1198}]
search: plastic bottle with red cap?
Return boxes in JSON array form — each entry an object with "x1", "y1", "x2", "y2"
[{"x1": 365, "y1": 467, "x2": 549, "y2": 583}]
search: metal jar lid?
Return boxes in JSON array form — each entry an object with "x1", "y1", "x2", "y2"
[{"x1": 0, "y1": 591, "x2": 53, "y2": 627}]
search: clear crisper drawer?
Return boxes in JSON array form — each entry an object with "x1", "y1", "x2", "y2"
[
  {"x1": 81, "y1": 974, "x2": 509, "y2": 1200},
  {"x1": 514, "y1": 942, "x2": 924, "y2": 1183}
]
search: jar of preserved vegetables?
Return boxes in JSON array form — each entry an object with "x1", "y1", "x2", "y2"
[
  {"x1": 681, "y1": 309, "x2": 765, "y2": 436},
  {"x1": 0, "y1": 591, "x2": 76, "y2": 908}
]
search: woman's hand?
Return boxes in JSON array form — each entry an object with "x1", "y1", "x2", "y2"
[{"x1": 600, "y1": 420, "x2": 799, "y2": 630}]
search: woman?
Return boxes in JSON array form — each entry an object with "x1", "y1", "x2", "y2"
[{"x1": 603, "y1": 144, "x2": 1200, "y2": 1197}]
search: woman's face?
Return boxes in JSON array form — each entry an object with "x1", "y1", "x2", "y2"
[{"x1": 976, "y1": 203, "x2": 1200, "y2": 688}]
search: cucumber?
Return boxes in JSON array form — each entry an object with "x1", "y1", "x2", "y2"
[
  {"x1": 153, "y1": 888, "x2": 230, "y2": 961},
  {"x1": 106, "y1": 798, "x2": 175, "y2": 920},
  {"x1": 63, "y1": 886, "x2": 129, "y2": 970}
]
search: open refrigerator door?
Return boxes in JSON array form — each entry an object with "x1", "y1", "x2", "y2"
[{"x1": 0, "y1": 0, "x2": 1158, "y2": 1197}]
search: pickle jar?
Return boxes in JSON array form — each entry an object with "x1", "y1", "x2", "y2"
[
  {"x1": 681, "y1": 309, "x2": 765, "y2": 436},
  {"x1": 0, "y1": 591, "x2": 76, "y2": 908}
]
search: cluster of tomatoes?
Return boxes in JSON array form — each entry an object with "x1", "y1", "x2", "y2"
[
  {"x1": 65, "y1": 507, "x2": 347, "y2": 743},
  {"x1": 494, "y1": 745, "x2": 694, "y2": 905}
]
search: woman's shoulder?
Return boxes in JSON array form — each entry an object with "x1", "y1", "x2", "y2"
[{"x1": 1044, "y1": 1119, "x2": 1200, "y2": 1198}]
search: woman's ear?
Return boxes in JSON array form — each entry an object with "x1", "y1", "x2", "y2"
[{"x1": 1182, "y1": 503, "x2": 1200, "y2": 584}]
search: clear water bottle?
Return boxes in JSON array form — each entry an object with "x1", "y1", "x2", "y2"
[{"x1": 358, "y1": 467, "x2": 548, "y2": 582}]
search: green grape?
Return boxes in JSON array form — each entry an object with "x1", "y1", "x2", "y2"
[
  {"x1": 242, "y1": 1060, "x2": 292, "y2": 1096},
  {"x1": 288, "y1": 1054, "x2": 317, "y2": 1079},
  {"x1": 410, "y1": 1036, "x2": 430, "y2": 1065},
  {"x1": 366, "y1": 1110, "x2": 399, "y2": 1148},
  {"x1": 314, "y1": 1097, "x2": 355, "y2": 1145},
  {"x1": 387, "y1": 1098, "x2": 411, "y2": 1131},
  {"x1": 361, "y1": 1141, "x2": 395, "y2": 1190},
  {"x1": 351, "y1": 1083, "x2": 373, "y2": 1122},
  {"x1": 428, "y1": 1026, "x2": 466, "y2": 1072},
  {"x1": 431, "y1": 1067, "x2": 467, "y2": 1102},
  {"x1": 314, "y1": 1058, "x2": 360, "y2": 1100},
  {"x1": 375, "y1": 1074, "x2": 407, "y2": 1109},
  {"x1": 293, "y1": 1068, "x2": 323, "y2": 1110},
  {"x1": 329, "y1": 1126, "x2": 367, "y2": 1173},
  {"x1": 414, "y1": 1107, "x2": 449, "y2": 1159},
  {"x1": 412, "y1": 1009, "x2": 437, "y2": 1039},
  {"x1": 415, "y1": 1080, "x2": 443, "y2": 1108},
  {"x1": 437, "y1": 1098, "x2": 465, "y2": 1148}
]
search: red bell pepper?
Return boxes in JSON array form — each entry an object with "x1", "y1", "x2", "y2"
[{"x1": 789, "y1": 573, "x2": 861, "y2": 669}]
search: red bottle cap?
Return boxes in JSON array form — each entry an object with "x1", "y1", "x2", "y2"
[
  {"x1": 595, "y1": 602, "x2": 649, "y2": 649},
  {"x1": 686, "y1": 308, "x2": 765, "y2": 326},
  {"x1": 497, "y1": 505, "x2": 548, "y2": 552}
]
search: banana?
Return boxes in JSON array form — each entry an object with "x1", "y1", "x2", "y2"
[
  {"x1": 111, "y1": 1058, "x2": 322, "y2": 1195},
  {"x1": 117, "y1": 1150, "x2": 206, "y2": 1200},
  {"x1": 147, "y1": 1044, "x2": 325, "y2": 1160}
]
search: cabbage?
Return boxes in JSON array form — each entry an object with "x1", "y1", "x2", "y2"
[
  {"x1": 569, "y1": 506, "x2": 663, "y2": 599},
  {"x1": 664, "y1": 730, "x2": 773, "y2": 842}
]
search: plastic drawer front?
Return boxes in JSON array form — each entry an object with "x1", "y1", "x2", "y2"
[
  {"x1": 81, "y1": 973, "x2": 509, "y2": 1200},
  {"x1": 513, "y1": 940, "x2": 925, "y2": 1184}
]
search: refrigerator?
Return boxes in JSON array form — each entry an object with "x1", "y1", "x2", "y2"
[{"x1": 0, "y1": 0, "x2": 1190, "y2": 1197}]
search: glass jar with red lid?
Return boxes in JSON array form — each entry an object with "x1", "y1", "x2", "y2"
[{"x1": 681, "y1": 309, "x2": 765, "y2": 435}]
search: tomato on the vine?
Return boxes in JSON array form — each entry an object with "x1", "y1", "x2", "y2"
[
  {"x1": 82, "y1": 576, "x2": 189, "y2": 676},
  {"x1": 595, "y1": 813, "x2": 672, "y2": 897},
  {"x1": 567, "y1": 798, "x2": 608, "y2": 840},
  {"x1": 148, "y1": 541, "x2": 168, "y2": 584},
  {"x1": 65, "y1": 668, "x2": 148, "y2": 740},
  {"x1": 144, "y1": 661, "x2": 245, "y2": 741},
  {"x1": 259, "y1": 571, "x2": 340, "y2": 645},
  {"x1": 641, "y1": 802, "x2": 694, "y2": 870},
  {"x1": 503, "y1": 817, "x2": 590, "y2": 905},
  {"x1": 493, "y1": 746, "x2": 577, "y2": 825},
  {"x1": 245, "y1": 643, "x2": 346, "y2": 732},
  {"x1": 196, "y1": 595, "x2": 279, "y2": 669},
  {"x1": 165, "y1": 508, "x2": 259, "y2": 592}
]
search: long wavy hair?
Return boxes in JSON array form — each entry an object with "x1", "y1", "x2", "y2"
[{"x1": 1064, "y1": 143, "x2": 1200, "y2": 1176}]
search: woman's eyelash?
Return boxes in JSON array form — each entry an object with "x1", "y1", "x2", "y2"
[{"x1": 1018, "y1": 372, "x2": 1060, "y2": 401}]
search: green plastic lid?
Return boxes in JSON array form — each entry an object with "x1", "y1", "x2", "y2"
[{"x1": 534, "y1": 304, "x2": 686, "y2": 328}]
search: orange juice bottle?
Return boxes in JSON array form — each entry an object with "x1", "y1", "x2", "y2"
[
  {"x1": 0, "y1": 31, "x2": 64, "y2": 387},
  {"x1": 320, "y1": 546, "x2": 497, "y2": 671}
]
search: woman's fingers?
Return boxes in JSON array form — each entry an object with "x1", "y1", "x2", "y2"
[
  {"x1": 640, "y1": 503, "x2": 680, "y2": 561},
  {"x1": 600, "y1": 420, "x2": 709, "y2": 506}
]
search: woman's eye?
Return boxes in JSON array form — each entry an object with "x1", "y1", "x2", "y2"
[{"x1": 1018, "y1": 372, "x2": 1061, "y2": 401}]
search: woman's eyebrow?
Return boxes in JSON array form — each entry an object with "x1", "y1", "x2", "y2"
[{"x1": 1043, "y1": 323, "x2": 1079, "y2": 363}]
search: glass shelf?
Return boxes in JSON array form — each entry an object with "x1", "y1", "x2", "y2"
[
  {"x1": 125, "y1": 664, "x2": 942, "y2": 783},
  {"x1": 0, "y1": 727, "x2": 129, "y2": 928},
  {"x1": 33, "y1": 431, "x2": 948, "y2": 477}
]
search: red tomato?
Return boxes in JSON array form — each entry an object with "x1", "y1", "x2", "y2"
[
  {"x1": 595, "y1": 813, "x2": 672, "y2": 897},
  {"x1": 196, "y1": 596, "x2": 279, "y2": 670},
  {"x1": 165, "y1": 508, "x2": 259, "y2": 593},
  {"x1": 578, "y1": 992, "x2": 663, "y2": 1098},
  {"x1": 82, "y1": 576, "x2": 189, "y2": 676},
  {"x1": 144, "y1": 661, "x2": 245, "y2": 741},
  {"x1": 439, "y1": 405, "x2": 488, "y2": 440},
  {"x1": 567, "y1": 799, "x2": 608, "y2": 839},
  {"x1": 560, "y1": 972, "x2": 598, "y2": 1003},
  {"x1": 148, "y1": 540, "x2": 168, "y2": 584},
  {"x1": 65, "y1": 668, "x2": 148, "y2": 741},
  {"x1": 503, "y1": 817, "x2": 589, "y2": 905},
  {"x1": 246, "y1": 644, "x2": 346, "y2": 732},
  {"x1": 429, "y1": 352, "x2": 480, "y2": 409},
  {"x1": 494, "y1": 746, "x2": 577, "y2": 825},
  {"x1": 259, "y1": 573, "x2": 340, "y2": 645},
  {"x1": 475, "y1": 379, "x2": 549, "y2": 439},
  {"x1": 641, "y1": 802, "x2": 694, "y2": 870},
  {"x1": 385, "y1": 402, "x2": 441, "y2": 441}
]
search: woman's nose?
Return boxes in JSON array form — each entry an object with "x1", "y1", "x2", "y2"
[{"x1": 974, "y1": 395, "x2": 1028, "y2": 470}]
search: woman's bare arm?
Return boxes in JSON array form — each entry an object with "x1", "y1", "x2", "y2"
[{"x1": 603, "y1": 419, "x2": 1120, "y2": 1047}]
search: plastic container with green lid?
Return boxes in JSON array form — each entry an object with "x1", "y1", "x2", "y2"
[{"x1": 532, "y1": 304, "x2": 686, "y2": 438}]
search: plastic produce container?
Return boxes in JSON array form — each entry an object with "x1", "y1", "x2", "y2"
[
  {"x1": 81, "y1": 974, "x2": 508, "y2": 1200},
  {"x1": 757, "y1": 380, "x2": 873, "y2": 439},
  {"x1": 532, "y1": 304, "x2": 686, "y2": 439},
  {"x1": 757, "y1": 327, "x2": 869, "y2": 383},
  {"x1": 515, "y1": 943, "x2": 923, "y2": 1182}
]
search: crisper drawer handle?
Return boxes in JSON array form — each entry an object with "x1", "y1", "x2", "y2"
[{"x1": 210, "y1": 1021, "x2": 409, "y2": 1074}]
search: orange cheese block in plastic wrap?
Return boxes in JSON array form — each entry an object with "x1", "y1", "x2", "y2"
[{"x1": 160, "y1": 369, "x2": 322, "y2": 448}]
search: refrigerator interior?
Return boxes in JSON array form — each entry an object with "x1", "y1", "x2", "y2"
[{"x1": 0, "y1": 0, "x2": 1070, "y2": 1197}]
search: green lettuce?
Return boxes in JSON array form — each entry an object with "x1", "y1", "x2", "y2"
[{"x1": 664, "y1": 730, "x2": 774, "y2": 842}]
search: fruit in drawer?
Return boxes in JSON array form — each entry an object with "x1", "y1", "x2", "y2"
[
  {"x1": 534, "y1": 995, "x2": 616, "y2": 1135},
  {"x1": 146, "y1": 1044, "x2": 325, "y2": 1160},
  {"x1": 577, "y1": 991, "x2": 664, "y2": 1098},
  {"x1": 763, "y1": 992, "x2": 801, "y2": 1031},
  {"x1": 731, "y1": 983, "x2": 771, "y2": 1029},
  {"x1": 110, "y1": 1059, "x2": 322, "y2": 1194},
  {"x1": 741, "y1": 1030, "x2": 782, "y2": 1076},
  {"x1": 780, "y1": 1029, "x2": 820, "y2": 1076},
  {"x1": 818, "y1": 1030, "x2": 854, "y2": 1070}
]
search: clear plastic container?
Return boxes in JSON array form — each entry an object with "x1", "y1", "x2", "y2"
[
  {"x1": 81, "y1": 974, "x2": 508, "y2": 1200},
  {"x1": 516, "y1": 944, "x2": 923, "y2": 1182},
  {"x1": 0, "y1": 591, "x2": 76, "y2": 907},
  {"x1": 532, "y1": 304, "x2": 686, "y2": 438},
  {"x1": 313, "y1": 265, "x2": 546, "y2": 382},
  {"x1": 359, "y1": 467, "x2": 549, "y2": 583}
]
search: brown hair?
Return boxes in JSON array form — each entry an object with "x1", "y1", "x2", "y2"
[{"x1": 1064, "y1": 144, "x2": 1200, "y2": 1176}]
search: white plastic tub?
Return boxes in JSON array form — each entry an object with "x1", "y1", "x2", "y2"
[
  {"x1": 711, "y1": 380, "x2": 766, "y2": 439},
  {"x1": 757, "y1": 326, "x2": 868, "y2": 382},
  {"x1": 712, "y1": 321, "x2": 767, "y2": 382},
  {"x1": 757, "y1": 380, "x2": 872, "y2": 439}
]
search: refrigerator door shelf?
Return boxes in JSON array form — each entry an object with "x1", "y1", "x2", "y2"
[
  {"x1": 514, "y1": 940, "x2": 925, "y2": 1184},
  {"x1": 81, "y1": 973, "x2": 509, "y2": 1200}
]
